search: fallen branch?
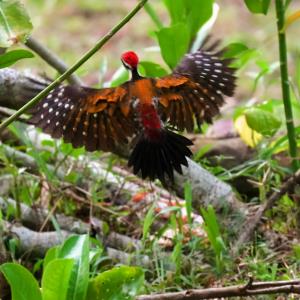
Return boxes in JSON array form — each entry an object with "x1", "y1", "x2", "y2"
[
  {"x1": 25, "y1": 36, "x2": 82, "y2": 86},
  {"x1": 0, "y1": 197, "x2": 141, "y2": 253},
  {"x1": 137, "y1": 279, "x2": 300, "y2": 300},
  {"x1": 2, "y1": 220, "x2": 150, "y2": 266},
  {"x1": 234, "y1": 169, "x2": 300, "y2": 251},
  {"x1": 0, "y1": 68, "x2": 47, "y2": 109}
]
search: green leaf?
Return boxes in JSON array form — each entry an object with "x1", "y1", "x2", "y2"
[
  {"x1": 222, "y1": 42, "x2": 249, "y2": 58},
  {"x1": 0, "y1": 263, "x2": 42, "y2": 300},
  {"x1": 184, "y1": 181, "x2": 193, "y2": 225},
  {"x1": 138, "y1": 61, "x2": 168, "y2": 77},
  {"x1": 234, "y1": 115, "x2": 262, "y2": 147},
  {"x1": 156, "y1": 23, "x2": 190, "y2": 69},
  {"x1": 43, "y1": 246, "x2": 59, "y2": 270},
  {"x1": 244, "y1": 0, "x2": 271, "y2": 15},
  {"x1": 58, "y1": 235, "x2": 89, "y2": 300},
  {"x1": 142, "y1": 203, "x2": 156, "y2": 241},
  {"x1": 0, "y1": 0, "x2": 33, "y2": 47},
  {"x1": 245, "y1": 107, "x2": 281, "y2": 137},
  {"x1": 0, "y1": 49, "x2": 33, "y2": 68},
  {"x1": 185, "y1": 0, "x2": 213, "y2": 37},
  {"x1": 201, "y1": 205, "x2": 227, "y2": 274},
  {"x1": 162, "y1": 0, "x2": 213, "y2": 37},
  {"x1": 42, "y1": 259, "x2": 74, "y2": 300},
  {"x1": 171, "y1": 236, "x2": 183, "y2": 273},
  {"x1": 163, "y1": 0, "x2": 186, "y2": 24},
  {"x1": 86, "y1": 266, "x2": 144, "y2": 300}
]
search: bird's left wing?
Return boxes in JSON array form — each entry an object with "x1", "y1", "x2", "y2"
[
  {"x1": 154, "y1": 46, "x2": 236, "y2": 132},
  {"x1": 29, "y1": 84, "x2": 138, "y2": 152}
]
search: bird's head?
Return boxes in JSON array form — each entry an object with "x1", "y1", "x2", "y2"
[{"x1": 121, "y1": 51, "x2": 139, "y2": 70}]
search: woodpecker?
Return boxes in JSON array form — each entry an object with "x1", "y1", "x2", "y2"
[{"x1": 30, "y1": 42, "x2": 236, "y2": 182}]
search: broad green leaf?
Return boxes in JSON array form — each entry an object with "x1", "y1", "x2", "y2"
[
  {"x1": 244, "y1": 0, "x2": 271, "y2": 15},
  {"x1": 163, "y1": 0, "x2": 213, "y2": 37},
  {"x1": 0, "y1": 0, "x2": 33, "y2": 47},
  {"x1": 0, "y1": 263, "x2": 42, "y2": 300},
  {"x1": 58, "y1": 235, "x2": 89, "y2": 300},
  {"x1": 86, "y1": 266, "x2": 144, "y2": 300},
  {"x1": 234, "y1": 115, "x2": 262, "y2": 147},
  {"x1": 0, "y1": 49, "x2": 33, "y2": 68},
  {"x1": 43, "y1": 246, "x2": 59, "y2": 270},
  {"x1": 42, "y1": 259, "x2": 74, "y2": 300},
  {"x1": 185, "y1": 0, "x2": 213, "y2": 37},
  {"x1": 139, "y1": 61, "x2": 168, "y2": 78},
  {"x1": 245, "y1": 107, "x2": 281, "y2": 137},
  {"x1": 163, "y1": 0, "x2": 186, "y2": 24},
  {"x1": 156, "y1": 23, "x2": 190, "y2": 69}
]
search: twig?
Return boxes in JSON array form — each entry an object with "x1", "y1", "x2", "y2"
[
  {"x1": 0, "y1": 0, "x2": 148, "y2": 132},
  {"x1": 137, "y1": 280, "x2": 300, "y2": 300},
  {"x1": 234, "y1": 170, "x2": 300, "y2": 251},
  {"x1": 25, "y1": 36, "x2": 82, "y2": 86}
]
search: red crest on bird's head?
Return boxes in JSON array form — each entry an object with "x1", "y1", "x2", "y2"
[{"x1": 121, "y1": 51, "x2": 139, "y2": 69}]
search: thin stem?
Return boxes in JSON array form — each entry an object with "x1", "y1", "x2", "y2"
[
  {"x1": 25, "y1": 36, "x2": 82, "y2": 86},
  {"x1": 144, "y1": 2, "x2": 163, "y2": 29},
  {"x1": 0, "y1": 0, "x2": 148, "y2": 132},
  {"x1": 275, "y1": 0, "x2": 299, "y2": 171}
]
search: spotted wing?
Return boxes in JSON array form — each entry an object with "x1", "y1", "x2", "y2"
[
  {"x1": 155, "y1": 47, "x2": 236, "y2": 132},
  {"x1": 29, "y1": 84, "x2": 137, "y2": 152}
]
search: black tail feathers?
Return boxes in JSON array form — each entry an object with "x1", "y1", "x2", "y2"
[{"x1": 128, "y1": 129, "x2": 193, "y2": 182}]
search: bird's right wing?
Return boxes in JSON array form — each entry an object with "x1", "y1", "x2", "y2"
[{"x1": 29, "y1": 84, "x2": 138, "y2": 152}]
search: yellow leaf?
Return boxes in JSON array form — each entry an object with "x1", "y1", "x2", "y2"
[
  {"x1": 283, "y1": 10, "x2": 300, "y2": 32},
  {"x1": 234, "y1": 115, "x2": 262, "y2": 147}
]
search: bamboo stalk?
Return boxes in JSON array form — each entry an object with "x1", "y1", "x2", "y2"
[{"x1": 275, "y1": 0, "x2": 299, "y2": 171}]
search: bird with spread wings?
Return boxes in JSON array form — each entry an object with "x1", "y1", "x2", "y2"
[{"x1": 30, "y1": 42, "x2": 236, "y2": 182}]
